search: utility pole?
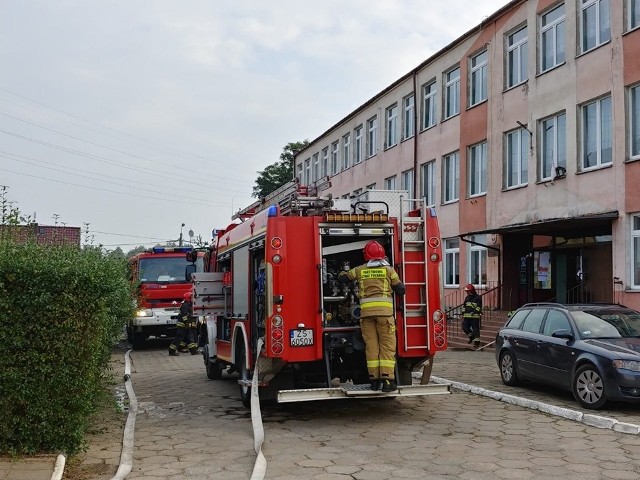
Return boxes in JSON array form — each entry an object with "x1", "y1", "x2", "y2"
[{"x1": 179, "y1": 223, "x2": 185, "y2": 246}]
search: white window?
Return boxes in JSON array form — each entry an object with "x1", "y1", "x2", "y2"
[
  {"x1": 581, "y1": 95, "x2": 612, "y2": 169},
  {"x1": 312, "y1": 153, "x2": 319, "y2": 182},
  {"x1": 444, "y1": 238, "x2": 460, "y2": 287},
  {"x1": 303, "y1": 158, "x2": 311, "y2": 185},
  {"x1": 580, "y1": 0, "x2": 610, "y2": 53},
  {"x1": 633, "y1": 214, "x2": 640, "y2": 288},
  {"x1": 366, "y1": 183, "x2": 376, "y2": 190},
  {"x1": 354, "y1": 125, "x2": 363, "y2": 164},
  {"x1": 443, "y1": 151, "x2": 459, "y2": 203},
  {"x1": 507, "y1": 26, "x2": 528, "y2": 88},
  {"x1": 403, "y1": 95, "x2": 415, "y2": 139},
  {"x1": 342, "y1": 133, "x2": 351, "y2": 170},
  {"x1": 468, "y1": 142, "x2": 487, "y2": 197},
  {"x1": 468, "y1": 235, "x2": 487, "y2": 287},
  {"x1": 505, "y1": 128, "x2": 529, "y2": 188},
  {"x1": 296, "y1": 163, "x2": 303, "y2": 182},
  {"x1": 331, "y1": 141, "x2": 339, "y2": 175},
  {"x1": 630, "y1": 85, "x2": 640, "y2": 159},
  {"x1": 401, "y1": 169, "x2": 414, "y2": 199},
  {"x1": 445, "y1": 67, "x2": 460, "y2": 118},
  {"x1": 386, "y1": 104, "x2": 398, "y2": 148},
  {"x1": 540, "y1": 4, "x2": 565, "y2": 73},
  {"x1": 540, "y1": 112, "x2": 566, "y2": 180},
  {"x1": 321, "y1": 147, "x2": 329, "y2": 177},
  {"x1": 367, "y1": 116, "x2": 377, "y2": 158},
  {"x1": 422, "y1": 81, "x2": 437, "y2": 129},
  {"x1": 470, "y1": 50, "x2": 488, "y2": 106},
  {"x1": 631, "y1": 0, "x2": 640, "y2": 29},
  {"x1": 420, "y1": 161, "x2": 436, "y2": 207},
  {"x1": 384, "y1": 175, "x2": 397, "y2": 190}
]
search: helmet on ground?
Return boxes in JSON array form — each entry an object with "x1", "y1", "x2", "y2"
[
  {"x1": 183, "y1": 291, "x2": 192, "y2": 301},
  {"x1": 363, "y1": 240, "x2": 385, "y2": 261},
  {"x1": 464, "y1": 284, "x2": 476, "y2": 294}
]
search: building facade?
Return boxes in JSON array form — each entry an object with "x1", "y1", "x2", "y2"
[
  {"x1": 0, "y1": 224, "x2": 82, "y2": 246},
  {"x1": 294, "y1": 0, "x2": 640, "y2": 311}
]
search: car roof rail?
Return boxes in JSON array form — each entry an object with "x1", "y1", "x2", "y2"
[{"x1": 521, "y1": 302, "x2": 564, "y2": 308}]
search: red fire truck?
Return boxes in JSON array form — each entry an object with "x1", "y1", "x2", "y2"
[
  {"x1": 128, "y1": 246, "x2": 204, "y2": 349},
  {"x1": 192, "y1": 182, "x2": 449, "y2": 406}
]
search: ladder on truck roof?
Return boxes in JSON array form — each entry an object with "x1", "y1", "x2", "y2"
[{"x1": 399, "y1": 197, "x2": 430, "y2": 352}]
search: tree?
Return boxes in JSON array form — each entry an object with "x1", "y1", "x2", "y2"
[
  {"x1": 252, "y1": 140, "x2": 309, "y2": 198},
  {"x1": 126, "y1": 245, "x2": 147, "y2": 258}
]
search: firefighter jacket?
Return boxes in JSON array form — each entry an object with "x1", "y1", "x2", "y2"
[
  {"x1": 340, "y1": 259, "x2": 405, "y2": 318},
  {"x1": 462, "y1": 293, "x2": 482, "y2": 320},
  {"x1": 179, "y1": 300, "x2": 195, "y2": 326}
]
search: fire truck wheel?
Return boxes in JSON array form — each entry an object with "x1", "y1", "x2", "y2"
[
  {"x1": 131, "y1": 332, "x2": 146, "y2": 350},
  {"x1": 206, "y1": 358, "x2": 223, "y2": 380},
  {"x1": 238, "y1": 346, "x2": 252, "y2": 408}
]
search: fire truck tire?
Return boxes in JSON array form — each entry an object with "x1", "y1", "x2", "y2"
[
  {"x1": 131, "y1": 332, "x2": 146, "y2": 350},
  {"x1": 238, "y1": 346, "x2": 252, "y2": 408},
  {"x1": 206, "y1": 358, "x2": 223, "y2": 380}
]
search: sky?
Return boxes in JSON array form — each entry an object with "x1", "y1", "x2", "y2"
[{"x1": 0, "y1": 0, "x2": 509, "y2": 251}]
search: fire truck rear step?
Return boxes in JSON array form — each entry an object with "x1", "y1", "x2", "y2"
[{"x1": 277, "y1": 383, "x2": 450, "y2": 403}]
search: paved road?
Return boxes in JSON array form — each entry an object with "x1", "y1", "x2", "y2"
[{"x1": 68, "y1": 346, "x2": 640, "y2": 480}]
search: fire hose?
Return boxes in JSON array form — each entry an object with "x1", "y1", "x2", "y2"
[{"x1": 250, "y1": 337, "x2": 267, "y2": 479}]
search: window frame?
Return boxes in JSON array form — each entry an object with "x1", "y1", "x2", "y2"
[
  {"x1": 312, "y1": 153, "x2": 319, "y2": 182},
  {"x1": 420, "y1": 160, "x2": 436, "y2": 207},
  {"x1": 444, "y1": 237, "x2": 460, "y2": 288},
  {"x1": 422, "y1": 80, "x2": 437, "y2": 129},
  {"x1": 384, "y1": 175, "x2": 397, "y2": 191},
  {"x1": 632, "y1": 214, "x2": 640, "y2": 288},
  {"x1": 580, "y1": 0, "x2": 611, "y2": 54},
  {"x1": 366, "y1": 116, "x2": 378, "y2": 158},
  {"x1": 342, "y1": 133, "x2": 351, "y2": 171},
  {"x1": 469, "y1": 50, "x2": 488, "y2": 107},
  {"x1": 444, "y1": 66, "x2": 461, "y2": 119},
  {"x1": 442, "y1": 151, "x2": 460, "y2": 203},
  {"x1": 630, "y1": 84, "x2": 640, "y2": 160},
  {"x1": 631, "y1": 0, "x2": 640, "y2": 30},
  {"x1": 539, "y1": 4, "x2": 566, "y2": 73},
  {"x1": 403, "y1": 94, "x2": 415, "y2": 139},
  {"x1": 468, "y1": 235, "x2": 488, "y2": 287},
  {"x1": 321, "y1": 147, "x2": 329, "y2": 177},
  {"x1": 354, "y1": 125, "x2": 363, "y2": 165},
  {"x1": 401, "y1": 169, "x2": 415, "y2": 198},
  {"x1": 331, "y1": 141, "x2": 340, "y2": 175},
  {"x1": 505, "y1": 128, "x2": 529, "y2": 189},
  {"x1": 580, "y1": 94, "x2": 612, "y2": 170},
  {"x1": 506, "y1": 25, "x2": 528, "y2": 89},
  {"x1": 303, "y1": 158, "x2": 311, "y2": 185},
  {"x1": 386, "y1": 103, "x2": 398, "y2": 148},
  {"x1": 539, "y1": 112, "x2": 567, "y2": 181},
  {"x1": 468, "y1": 141, "x2": 488, "y2": 197}
]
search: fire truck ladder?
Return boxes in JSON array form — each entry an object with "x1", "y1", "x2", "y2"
[{"x1": 399, "y1": 197, "x2": 429, "y2": 352}]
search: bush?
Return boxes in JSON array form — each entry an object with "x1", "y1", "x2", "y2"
[{"x1": 0, "y1": 242, "x2": 134, "y2": 454}]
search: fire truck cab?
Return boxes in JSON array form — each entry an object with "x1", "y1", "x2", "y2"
[{"x1": 193, "y1": 182, "x2": 449, "y2": 406}]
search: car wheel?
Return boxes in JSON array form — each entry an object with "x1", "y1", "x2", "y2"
[
  {"x1": 572, "y1": 364, "x2": 607, "y2": 410},
  {"x1": 499, "y1": 350, "x2": 519, "y2": 386}
]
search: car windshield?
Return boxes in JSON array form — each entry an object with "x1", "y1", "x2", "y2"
[{"x1": 572, "y1": 309, "x2": 640, "y2": 339}]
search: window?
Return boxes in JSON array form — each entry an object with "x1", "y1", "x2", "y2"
[
  {"x1": 443, "y1": 151, "x2": 459, "y2": 203},
  {"x1": 631, "y1": 0, "x2": 640, "y2": 29},
  {"x1": 384, "y1": 175, "x2": 397, "y2": 190},
  {"x1": 540, "y1": 112, "x2": 566, "y2": 180},
  {"x1": 403, "y1": 95, "x2": 415, "y2": 139},
  {"x1": 303, "y1": 158, "x2": 311, "y2": 185},
  {"x1": 367, "y1": 116, "x2": 378, "y2": 158},
  {"x1": 543, "y1": 310, "x2": 571, "y2": 336},
  {"x1": 386, "y1": 104, "x2": 398, "y2": 148},
  {"x1": 401, "y1": 169, "x2": 414, "y2": 198},
  {"x1": 580, "y1": 0, "x2": 610, "y2": 53},
  {"x1": 468, "y1": 235, "x2": 487, "y2": 286},
  {"x1": 296, "y1": 163, "x2": 303, "y2": 182},
  {"x1": 420, "y1": 161, "x2": 436, "y2": 207},
  {"x1": 470, "y1": 50, "x2": 488, "y2": 106},
  {"x1": 422, "y1": 80, "x2": 437, "y2": 129},
  {"x1": 468, "y1": 142, "x2": 487, "y2": 197},
  {"x1": 366, "y1": 183, "x2": 376, "y2": 190},
  {"x1": 444, "y1": 238, "x2": 460, "y2": 287},
  {"x1": 505, "y1": 128, "x2": 529, "y2": 188},
  {"x1": 444, "y1": 67, "x2": 460, "y2": 119},
  {"x1": 321, "y1": 147, "x2": 329, "y2": 177},
  {"x1": 633, "y1": 214, "x2": 640, "y2": 288},
  {"x1": 507, "y1": 26, "x2": 528, "y2": 88},
  {"x1": 581, "y1": 95, "x2": 612, "y2": 169},
  {"x1": 331, "y1": 141, "x2": 339, "y2": 175},
  {"x1": 521, "y1": 309, "x2": 546, "y2": 334},
  {"x1": 312, "y1": 153, "x2": 319, "y2": 182},
  {"x1": 540, "y1": 4, "x2": 565, "y2": 72},
  {"x1": 342, "y1": 133, "x2": 351, "y2": 171},
  {"x1": 631, "y1": 85, "x2": 640, "y2": 159},
  {"x1": 354, "y1": 125, "x2": 363, "y2": 164}
]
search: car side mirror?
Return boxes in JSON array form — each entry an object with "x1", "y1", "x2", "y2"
[
  {"x1": 185, "y1": 264, "x2": 197, "y2": 281},
  {"x1": 551, "y1": 329, "x2": 574, "y2": 340}
]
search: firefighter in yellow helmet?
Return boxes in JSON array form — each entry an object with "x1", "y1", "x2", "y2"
[{"x1": 338, "y1": 240, "x2": 405, "y2": 392}]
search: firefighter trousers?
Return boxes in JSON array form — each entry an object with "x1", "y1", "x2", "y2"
[
  {"x1": 360, "y1": 315, "x2": 396, "y2": 379},
  {"x1": 169, "y1": 322, "x2": 197, "y2": 352}
]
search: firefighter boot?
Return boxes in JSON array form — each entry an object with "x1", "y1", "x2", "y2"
[
  {"x1": 473, "y1": 337, "x2": 481, "y2": 349},
  {"x1": 370, "y1": 378, "x2": 381, "y2": 391},
  {"x1": 169, "y1": 348, "x2": 179, "y2": 356},
  {"x1": 381, "y1": 378, "x2": 398, "y2": 392},
  {"x1": 189, "y1": 348, "x2": 198, "y2": 355},
  {"x1": 467, "y1": 333, "x2": 475, "y2": 344}
]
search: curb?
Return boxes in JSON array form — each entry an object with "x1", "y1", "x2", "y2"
[{"x1": 428, "y1": 375, "x2": 640, "y2": 435}]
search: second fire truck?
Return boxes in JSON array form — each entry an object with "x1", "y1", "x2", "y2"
[{"x1": 192, "y1": 182, "x2": 449, "y2": 406}]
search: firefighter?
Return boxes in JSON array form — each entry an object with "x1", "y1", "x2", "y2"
[
  {"x1": 338, "y1": 240, "x2": 405, "y2": 392},
  {"x1": 169, "y1": 291, "x2": 198, "y2": 356},
  {"x1": 461, "y1": 284, "x2": 482, "y2": 348}
]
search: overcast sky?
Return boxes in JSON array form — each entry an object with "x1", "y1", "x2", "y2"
[{"x1": 0, "y1": 0, "x2": 509, "y2": 251}]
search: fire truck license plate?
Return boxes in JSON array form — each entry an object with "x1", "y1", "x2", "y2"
[{"x1": 290, "y1": 329, "x2": 314, "y2": 347}]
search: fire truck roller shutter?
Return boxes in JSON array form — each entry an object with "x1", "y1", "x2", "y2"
[{"x1": 233, "y1": 246, "x2": 250, "y2": 318}]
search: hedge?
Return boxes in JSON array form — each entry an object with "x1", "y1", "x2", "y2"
[{"x1": 0, "y1": 241, "x2": 134, "y2": 455}]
